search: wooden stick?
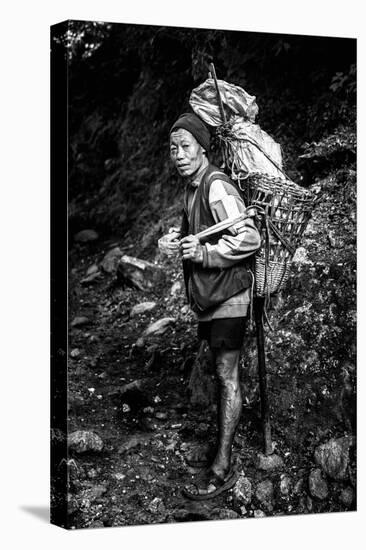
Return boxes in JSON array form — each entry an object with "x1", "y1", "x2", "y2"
[
  {"x1": 193, "y1": 206, "x2": 260, "y2": 242},
  {"x1": 254, "y1": 296, "x2": 273, "y2": 455},
  {"x1": 209, "y1": 62, "x2": 227, "y2": 125}
]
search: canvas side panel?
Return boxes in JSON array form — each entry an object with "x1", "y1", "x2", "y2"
[{"x1": 50, "y1": 20, "x2": 69, "y2": 530}]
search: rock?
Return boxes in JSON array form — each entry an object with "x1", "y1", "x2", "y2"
[
  {"x1": 86, "y1": 264, "x2": 99, "y2": 276},
  {"x1": 74, "y1": 229, "x2": 99, "y2": 243},
  {"x1": 253, "y1": 509, "x2": 266, "y2": 518},
  {"x1": 314, "y1": 436, "x2": 355, "y2": 480},
  {"x1": 306, "y1": 496, "x2": 313, "y2": 511},
  {"x1": 70, "y1": 348, "x2": 80, "y2": 358},
  {"x1": 148, "y1": 497, "x2": 165, "y2": 514},
  {"x1": 233, "y1": 474, "x2": 253, "y2": 505},
  {"x1": 213, "y1": 508, "x2": 239, "y2": 520},
  {"x1": 280, "y1": 474, "x2": 291, "y2": 496},
  {"x1": 80, "y1": 272, "x2": 102, "y2": 285},
  {"x1": 100, "y1": 247, "x2": 123, "y2": 273},
  {"x1": 255, "y1": 480, "x2": 274, "y2": 510},
  {"x1": 68, "y1": 431, "x2": 104, "y2": 453},
  {"x1": 184, "y1": 442, "x2": 213, "y2": 465},
  {"x1": 339, "y1": 486, "x2": 354, "y2": 507},
  {"x1": 308, "y1": 468, "x2": 329, "y2": 500},
  {"x1": 293, "y1": 478, "x2": 304, "y2": 495},
  {"x1": 135, "y1": 337, "x2": 145, "y2": 348},
  {"x1": 79, "y1": 485, "x2": 107, "y2": 505},
  {"x1": 71, "y1": 316, "x2": 89, "y2": 328},
  {"x1": 117, "y1": 255, "x2": 164, "y2": 291},
  {"x1": 130, "y1": 301, "x2": 157, "y2": 317},
  {"x1": 173, "y1": 504, "x2": 211, "y2": 522},
  {"x1": 119, "y1": 379, "x2": 143, "y2": 395},
  {"x1": 256, "y1": 453, "x2": 284, "y2": 471},
  {"x1": 170, "y1": 281, "x2": 182, "y2": 295},
  {"x1": 239, "y1": 505, "x2": 248, "y2": 516},
  {"x1": 113, "y1": 472, "x2": 126, "y2": 481},
  {"x1": 118, "y1": 434, "x2": 152, "y2": 453},
  {"x1": 87, "y1": 468, "x2": 98, "y2": 479},
  {"x1": 89, "y1": 520, "x2": 104, "y2": 529},
  {"x1": 155, "y1": 412, "x2": 168, "y2": 420},
  {"x1": 144, "y1": 317, "x2": 176, "y2": 336}
]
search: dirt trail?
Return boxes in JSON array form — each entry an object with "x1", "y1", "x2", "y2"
[{"x1": 66, "y1": 237, "x2": 355, "y2": 529}]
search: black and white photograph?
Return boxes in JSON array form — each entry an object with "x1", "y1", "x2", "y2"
[{"x1": 50, "y1": 18, "x2": 357, "y2": 530}]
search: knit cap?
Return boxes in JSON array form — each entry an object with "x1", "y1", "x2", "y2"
[{"x1": 170, "y1": 112, "x2": 210, "y2": 152}]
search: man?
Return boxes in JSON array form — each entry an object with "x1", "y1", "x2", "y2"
[{"x1": 161, "y1": 112, "x2": 261, "y2": 500}]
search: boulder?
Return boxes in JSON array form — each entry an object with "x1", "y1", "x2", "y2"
[
  {"x1": 118, "y1": 433, "x2": 152, "y2": 454},
  {"x1": 130, "y1": 301, "x2": 157, "y2": 317},
  {"x1": 68, "y1": 430, "x2": 104, "y2": 453},
  {"x1": 79, "y1": 484, "x2": 108, "y2": 502},
  {"x1": 253, "y1": 509, "x2": 266, "y2": 518},
  {"x1": 148, "y1": 497, "x2": 165, "y2": 514},
  {"x1": 339, "y1": 486, "x2": 354, "y2": 507},
  {"x1": 71, "y1": 316, "x2": 89, "y2": 328},
  {"x1": 255, "y1": 480, "x2": 274, "y2": 510},
  {"x1": 74, "y1": 229, "x2": 99, "y2": 243},
  {"x1": 100, "y1": 247, "x2": 123, "y2": 273},
  {"x1": 279, "y1": 474, "x2": 291, "y2": 496},
  {"x1": 80, "y1": 272, "x2": 102, "y2": 285},
  {"x1": 308, "y1": 468, "x2": 328, "y2": 500},
  {"x1": 86, "y1": 264, "x2": 99, "y2": 276},
  {"x1": 233, "y1": 474, "x2": 253, "y2": 505},
  {"x1": 256, "y1": 452, "x2": 284, "y2": 471},
  {"x1": 170, "y1": 281, "x2": 182, "y2": 295},
  {"x1": 213, "y1": 508, "x2": 239, "y2": 520},
  {"x1": 144, "y1": 318, "x2": 175, "y2": 336},
  {"x1": 117, "y1": 255, "x2": 164, "y2": 291},
  {"x1": 314, "y1": 436, "x2": 355, "y2": 480}
]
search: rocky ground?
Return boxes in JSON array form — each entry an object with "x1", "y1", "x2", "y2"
[{"x1": 60, "y1": 163, "x2": 356, "y2": 528}]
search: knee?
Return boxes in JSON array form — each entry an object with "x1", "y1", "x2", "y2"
[{"x1": 216, "y1": 352, "x2": 240, "y2": 394}]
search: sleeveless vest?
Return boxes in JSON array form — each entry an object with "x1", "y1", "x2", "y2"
[{"x1": 181, "y1": 164, "x2": 252, "y2": 313}]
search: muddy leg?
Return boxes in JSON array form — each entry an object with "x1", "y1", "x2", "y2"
[{"x1": 210, "y1": 348, "x2": 242, "y2": 477}]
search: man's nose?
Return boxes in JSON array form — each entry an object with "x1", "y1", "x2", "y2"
[{"x1": 176, "y1": 146, "x2": 185, "y2": 160}]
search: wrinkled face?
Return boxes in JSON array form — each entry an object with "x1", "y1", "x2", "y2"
[{"x1": 170, "y1": 128, "x2": 205, "y2": 178}]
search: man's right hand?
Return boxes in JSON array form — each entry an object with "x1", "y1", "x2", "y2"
[{"x1": 158, "y1": 228, "x2": 181, "y2": 256}]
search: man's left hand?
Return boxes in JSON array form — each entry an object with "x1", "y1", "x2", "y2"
[{"x1": 180, "y1": 235, "x2": 204, "y2": 263}]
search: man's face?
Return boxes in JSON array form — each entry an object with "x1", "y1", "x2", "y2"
[{"x1": 170, "y1": 129, "x2": 205, "y2": 178}]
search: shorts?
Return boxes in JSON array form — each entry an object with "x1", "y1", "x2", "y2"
[{"x1": 197, "y1": 317, "x2": 247, "y2": 350}]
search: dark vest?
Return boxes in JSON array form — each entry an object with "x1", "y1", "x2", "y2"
[{"x1": 180, "y1": 164, "x2": 252, "y2": 313}]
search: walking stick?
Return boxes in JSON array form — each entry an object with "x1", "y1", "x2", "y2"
[
  {"x1": 254, "y1": 296, "x2": 273, "y2": 455},
  {"x1": 209, "y1": 62, "x2": 273, "y2": 455}
]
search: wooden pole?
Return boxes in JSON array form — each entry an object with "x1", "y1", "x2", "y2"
[
  {"x1": 209, "y1": 62, "x2": 227, "y2": 125},
  {"x1": 253, "y1": 296, "x2": 273, "y2": 455}
]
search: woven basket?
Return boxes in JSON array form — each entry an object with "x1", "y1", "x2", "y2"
[{"x1": 239, "y1": 173, "x2": 318, "y2": 297}]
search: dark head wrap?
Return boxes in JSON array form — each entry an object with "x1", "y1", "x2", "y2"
[{"x1": 170, "y1": 112, "x2": 210, "y2": 152}]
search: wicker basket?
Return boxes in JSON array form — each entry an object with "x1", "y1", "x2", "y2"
[{"x1": 239, "y1": 173, "x2": 319, "y2": 298}]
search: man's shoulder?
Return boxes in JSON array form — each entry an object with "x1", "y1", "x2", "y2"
[
  {"x1": 204, "y1": 164, "x2": 232, "y2": 186},
  {"x1": 204, "y1": 164, "x2": 240, "y2": 196}
]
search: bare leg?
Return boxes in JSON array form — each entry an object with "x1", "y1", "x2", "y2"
[{"x1": 210, "y1": 348, "x2": 242, "y2": 477}]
